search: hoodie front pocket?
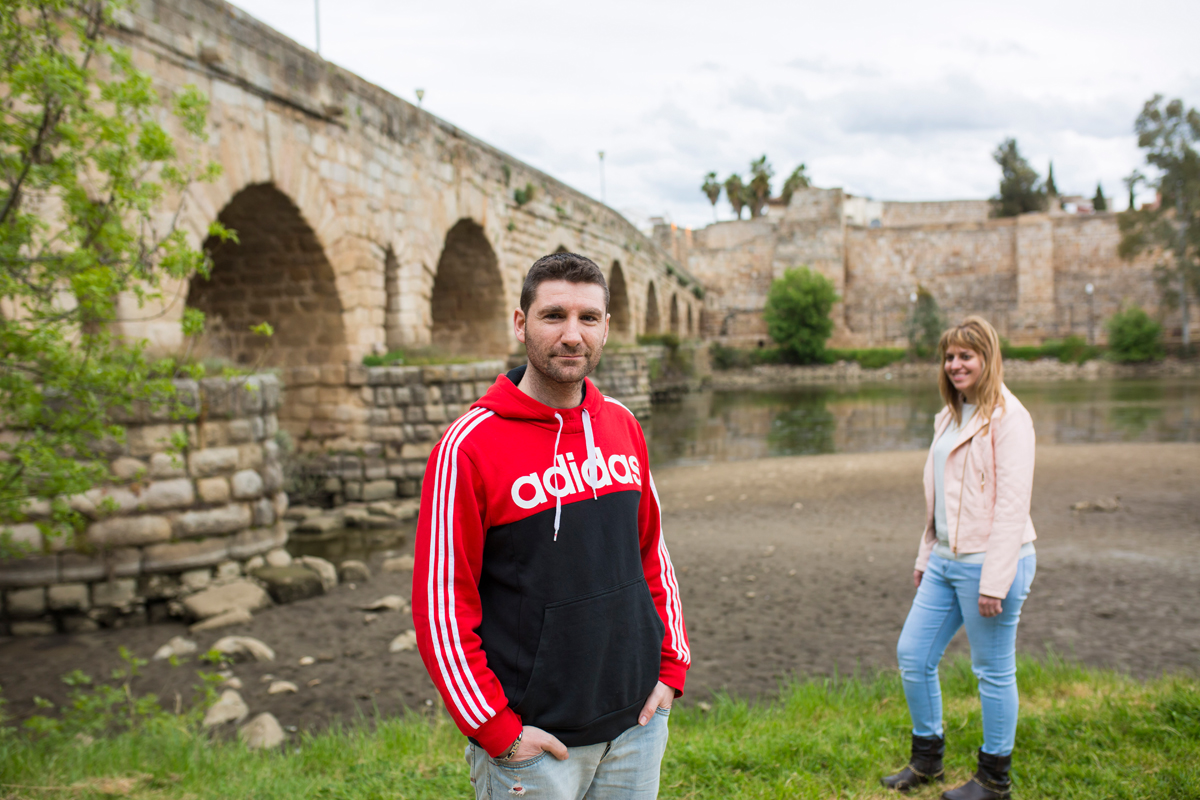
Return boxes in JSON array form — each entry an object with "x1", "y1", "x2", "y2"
[{"x1": 513, "y1": 578, "x2": 664, "y2": 732}]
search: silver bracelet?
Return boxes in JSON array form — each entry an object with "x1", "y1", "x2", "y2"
[{"x1": 500, "y1": 731, "x2": 523, "y2": 761}]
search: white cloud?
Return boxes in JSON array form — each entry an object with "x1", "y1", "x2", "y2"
[{"x1": 230, "y1": 0, "x2": 1200, "y2": 226}]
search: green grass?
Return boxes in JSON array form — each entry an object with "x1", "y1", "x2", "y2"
[{"x1": 1, "y1": 656, "x2": 1196, "y2": 799}]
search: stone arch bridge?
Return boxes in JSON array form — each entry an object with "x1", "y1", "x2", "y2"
[{"x1": 116, "y1": 0, "x2": 702, "y2": 450}]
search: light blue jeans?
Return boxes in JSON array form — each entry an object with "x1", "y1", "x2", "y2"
[
  {"x1": 467, "y1": 708, "x2": 670, "y2": 799},
  {"x1": 897, "y1": 552, "x2": 1036, "y2": 756}
]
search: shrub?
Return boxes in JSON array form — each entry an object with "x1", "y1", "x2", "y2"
[
  {"x1": 709, "y1": 343, "x2": 783, "y2": 370},
  {"x1": 1106, "y1": 307, "x2": 1164, "y2": 362},
  {"x1": 905, "y1": 286, "x2": 945, "y2": 359},
  {"x1": 636, "y1": 333, "x2": 680, "y2": 348},
  {"x1": 826, "y1": 348, "x2": 908, "y2": 369},
  {"x1": 763, "y1": 267, "x2": 838, "y2": 364}
]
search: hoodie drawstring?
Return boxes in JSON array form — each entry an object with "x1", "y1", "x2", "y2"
[
  {"x1": 551, "y1": 413, "x2": 564, "y2": 541},
  {"x1": 581, "y1": 409, "x2": 599, "y2": 501}
]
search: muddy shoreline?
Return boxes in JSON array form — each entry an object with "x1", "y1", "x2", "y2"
[{"x1": 1, "y1": 442, "x2": 1196, "y2": 733}]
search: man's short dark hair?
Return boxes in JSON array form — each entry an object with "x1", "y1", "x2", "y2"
[{"x1": 520, "y1": 252, "x2": 609, "y2": 314}]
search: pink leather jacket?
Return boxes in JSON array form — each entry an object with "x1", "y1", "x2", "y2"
[{"x1": 915, "y1": 384, "x2": 1037, "y2": 598}]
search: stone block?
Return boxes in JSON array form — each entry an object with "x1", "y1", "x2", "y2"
[
  {"x1": 287, "y1": 366, "x2": 321, "y2": 387},
  {"x1": 7, "y1": 523, "x2": 43, "y2": 551},
  {"x1": 344, "y1": 481, "x2": 363, "y2": 501},
  {"x1": 11, "y1": 619, "x2": 56, "y2": 636},
  {"x1": 181, "y1": 568, "x2": 212, "y2": 591},
  {"x1": 363, "y1": 458, "x2": 387, "y2": 480},
  {"x1": 366, "y1": 369, "x2": 389, "y2": 386},
  {"x1": 272, "y1": 491, "x2": 288, "y2": 517},
  {"x1": 361, "y1": 480, "x2": 397, "y2": 502},
  {"x1": 449, "y1": 364, "x2": 475, "y2": 381},
  {"x1": 440, "y1": 383, "x2": 461, "y2": 403},
  {"x1": 6, "y1": 587, "x2": 46, "y2": 617},
  {"x1": 215, "y1": 560, "x2": 241, "y2": 581},
  {"x1": 183, "y1": 579, "x2": 271, "y2": 620},
  {"x1": 346, "y1": 363, "x2": 368, "y2": 386},
  {"x1": 189, "y1": 447, "x2": 240, "y2": 477},
  {"x1": 475, "y1": 361, "x2": 506, "y2": 380},
  {"x1": 106, "y1": 547, "x2": 142, "y2": 578},
  {"x1": 227, "y1": 419, "x2": 254, "y2": 444},
  {"x1": 87, "y1": 515, "x2": 173, "y2": 548},
  {"x1": 405, "y1": 406, "x2": 425, "y2": 423},
  {"x1": 92, "y1": 578, "x2": 138, "y2": 608},
  {"x1": 200, "y1": 377, "x2": 235, "y2": 418},
  {"x1": 140, "y1": 573, "x2": 180, "y2": 600},
  {"x1": 175, "y1": 504, "x2": 252, "y2": 538},
  {"x1": 424, "y1": 404, "x2": 448, "y2": 424},
  {"x1": 426, "y1": 385, "x2": 443, "y2": 404},
  {"x1": 262, "y1": 463, "x2": 284, "y2": 494},
  {"x1": 367, "y1": 408, "x2": 389, "y2": 425},
  {"x1": 410, "y1": 385, "x2": 428, "y2": 404},
  {"x1": 48, "y1": 583, "x2": 89, "y2": 612},
  {"x1": 392, "y1": 386, "x2": 412, "y2": 405},
  {"x1": 127, "y1": 424, "x2": 184, "y2": 457},
  {"x1": 250, "y1": 416, "x2": 265, "y2": 441},
  {"x1": 174, "y1": 379, "x2": 201, "y2": 413},
  {"x1": 319, "y1": 364, "x2": 347, "y2": 386},
  {"x1": 197, "y1": 477, "x2": 231, "y2": 504},
  {"x1": 387, "y1": 460, "x2": 407, "y2": 478},
  {"x1": 228, "y1": 524, "x2": 287, "y2": 560},
  {"x1": 140, "y1": 478, "x2": 196, "y2": 511},
  {"x1": 254, "y1": 565, "x2": 324, "y2": 604},
  {"x1": 234, "y1": 377, "x2": 264, "y2": 415},
  {"x1": 59, "y1": 552, "x2": 107, "y2": 583},
  {"x1": 231, "y1": 469, "x2": 264, "y2": 500},
  {"x1": 406, "y1": 461, "x2": 427, "y2": 480},
  {"x1": 422, "y1": 365, "x2": 448, "y2": 382},
  {"x1": 252, "y1": 497, "x2": 275, "y2": 527},
  {"x1": 413, "y1": 424, "x2": 436, "y2": 441},
  {"x1": 0, "y1": 556, "x2": 58, "y2": 587},
  {"x1": 111, "y1": 457, "x2": 148, "y2": 481},
  {"x1": 260, "y1": 374, "x2": 282, "y2": 411},
  {"x1": 374, "y1": 387, "x2": 394, "y2": 406},
  {"x1": 80, "y1": 487, "x2": 140, "y2": 518},
  {"x1": 143, "y1": 538, "x2": 230, "y2": 573},
  {"x1": 149, "y1": 452, "x2": 187, "y2": 479},
  {"x1": 237, "y1": 444, "x2": 264, "y2": 471},
  {"x1": 262, "y1": 439, "x2": 280, "y2": 464},
  {"x1": 62, "y1": 616, "x2": 99, "y2": 633},
  {"x1": 401, "y1": 441, "x2": 436, "y2": 460}
]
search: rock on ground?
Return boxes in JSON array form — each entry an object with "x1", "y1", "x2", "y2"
[
  {"x1": 183, "y1": 579, "x2": 271, "y2": 620},
  {"x1": 382, "y1": 555, "x2": 414, "y2": 572},
  {"x1": 360, "y1": 595, "x2": 406, "y2": 612},
  {"x1": 211, "y1": 635, "x2": 275, "y2": 662},
  {"x1": 203, "y1": 689, "x2": 249, "y2": 727},
  {"x1": 253, "y1": 565, "x2": 325, "y2": 605},
  {"x1": 267, "y1": 680, "x2": 298, "y2": 695},
  {"x1": 152, "y1": 635, "x2": 197, "y2": 661},
  {"x1": 338, "y1": 559, "x2": 371, "y2": 584},
  {"x1": 189, "y1": 608, "x2": 253, "y2": 633},
  {"x1": 297, "y1": 556, "x2": 338, "y2": 592},
  {"x1": 239, "y1": 712, "x2": 285, "y2": 750},
  {"x1": 388, "y1": 630, "x2": 418, "y2": 653}
]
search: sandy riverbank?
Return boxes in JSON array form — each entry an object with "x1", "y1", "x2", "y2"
[{"x1": 1, "y1": 442, "x2": 1195, "y2": 732}]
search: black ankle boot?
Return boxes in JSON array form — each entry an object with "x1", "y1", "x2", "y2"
[
  {"x1": 942, "y1": 749, "x2": 1012, "y2": 800},
  {"x1": 881, "y1": 734, "x2": 945, "y2": 792}
]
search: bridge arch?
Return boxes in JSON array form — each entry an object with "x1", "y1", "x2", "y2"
[
  {"x1": 644, "y1": 281, "x2": 660, "y2": 334},
  {"x1": 669, "y1": 293, "x2": 680, "y2": 335},
  {"x1": 431, "y1": 219, "x2": 508, "y2": 357},
  {"x1": 187, "y1": 183, "x2": 347, "y2": 368},
  {"x1": 687, "y1": 304, "x2": 694, "y2": 337},
  {"x1": 608, "y1": 261, "x2": 632, "y2": 343}
]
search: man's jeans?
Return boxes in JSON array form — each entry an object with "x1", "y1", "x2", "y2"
[
  {"x1": 897, "y1": 552, "x2": 1036, "y2": 756},
  {"x1": 467, "y1": 707, "x2": 670, "y2": 799}
]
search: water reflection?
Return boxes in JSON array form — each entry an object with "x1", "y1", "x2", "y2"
[{"x1": 648, "y1": 379, "x2": 1200, "y2": 467}]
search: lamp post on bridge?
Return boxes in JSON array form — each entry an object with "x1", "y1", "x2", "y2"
[{"x1": 598, "y1": 151, "x2": 606, "y2": 204}]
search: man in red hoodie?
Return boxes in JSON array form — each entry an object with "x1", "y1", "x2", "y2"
[{"x1": 413, "y1": 252, "x2": 690, "y2": 799}]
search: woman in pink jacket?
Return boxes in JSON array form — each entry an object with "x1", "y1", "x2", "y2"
[{"x1": 881, "y1": 316, "x2": 1037, "y2": 800}]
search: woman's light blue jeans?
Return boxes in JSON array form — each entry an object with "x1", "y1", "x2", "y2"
[{"x1": 897, "y1": 552, "x2": 1036, "y2": 756}]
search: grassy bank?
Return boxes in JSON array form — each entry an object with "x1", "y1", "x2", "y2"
[{"x1": 2, "y1": 656, "x2": 1196, "y2": 799}]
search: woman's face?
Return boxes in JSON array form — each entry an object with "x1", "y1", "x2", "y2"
[{"x1": 944, "y1": 345, "x2": 983, "y2": 398}]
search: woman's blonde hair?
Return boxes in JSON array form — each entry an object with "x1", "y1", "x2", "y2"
[{"x1": 937, "y1": 315, "x2": 1005, "y2": 426}]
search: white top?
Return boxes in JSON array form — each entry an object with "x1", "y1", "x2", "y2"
[{"x1": 931, "y1": 402, "x2": 1034, "y2": 566}]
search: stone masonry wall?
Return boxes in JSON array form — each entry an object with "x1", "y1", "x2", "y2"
[{"x1": 0, "y1": 375, "x2": 288, "y2": 635}]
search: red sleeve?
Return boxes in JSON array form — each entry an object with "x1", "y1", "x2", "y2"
[
  {"x1": 639, "y1": 448, "x2": 691, "y2": 695},
  {"x1": 411, "y1": 411, "x2": 522, "y2": 757}
]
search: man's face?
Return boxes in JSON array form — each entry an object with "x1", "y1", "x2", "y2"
[{"x1": 515, "y1": 280, "x2": 609, "y2": 385}]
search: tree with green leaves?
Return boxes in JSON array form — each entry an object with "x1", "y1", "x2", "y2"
[
  {"x1": 0, "y1": 0, "x2": 229, "y2": 554},
  {"x1": 1118, "y1": 95, "x2": 1200, "y2": 350},
  {"x1": 1093, "y1": 183, "x2": 1107, "y2": 212},
  {"x1": 724, "y1": 173, "x2": 746, "y2": 220},
  {"x1": 990, "y1": 138, "x2": 1047, "y2": 218},
  {"x1": 905, "y1": 285, "x2": 945, "y2": 359},
  {"x1": 1106, "y1": 306, "x2": 1164, "y2": 362},
  {"x1": 746, "y1": 155, "x2": 773, "y2": 218},
  {"x1": 1046, "y1": 161, "x2": 1058, "y2": 196},
  {"x1": 1123, "y1": 169, "x2": 1145, "y2": 210},
  {"x1": 779, "y1": 164, "x2": 810, "y2": 206},
  {"x1": 701, "y1": 171, "x2": 721, "y2": 220},
  {"x1": 763, "y1": 266, "x2": 838, "y2": 364}
]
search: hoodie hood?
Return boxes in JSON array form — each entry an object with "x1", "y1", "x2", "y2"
[
  {"x1": 473, "y1": 365, "x2": 606, "y2": 430},
  {"x1": 473, "y1": 365, "x2": 607, "y2": 539}
]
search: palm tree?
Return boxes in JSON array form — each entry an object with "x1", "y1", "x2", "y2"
[
  {"x1": 701, "y1": 172, "x2": 722, "y2": 221},
  {"x1": 724, "y1": 174, "x2": 746, "y2": 219}
]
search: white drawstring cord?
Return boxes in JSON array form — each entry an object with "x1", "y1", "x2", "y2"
[
  {"x1": 552, "y1": 413, "x2": 564, "y2": 540},
  {"x1": 581, "y1": 409, "x2": 599, "y2": 500}
]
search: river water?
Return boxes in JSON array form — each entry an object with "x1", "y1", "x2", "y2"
[{"x1": 647, "y1": 378, "x2": 1200, "y2": 468}]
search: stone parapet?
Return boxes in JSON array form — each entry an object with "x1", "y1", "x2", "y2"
[{"x1": 0, "y1": 375, "x2": 288, "y2": 635}]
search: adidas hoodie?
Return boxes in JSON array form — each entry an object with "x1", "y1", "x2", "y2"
[{"x1": 412, "y1": 365, "x2": 690, "y2": 757}]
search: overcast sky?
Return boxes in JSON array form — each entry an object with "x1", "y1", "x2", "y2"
[{"x1": 231, "y1": 0, "x2": 1199, "y2": 229}]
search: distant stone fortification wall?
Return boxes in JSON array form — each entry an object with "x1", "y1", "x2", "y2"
[
  {"x1": 660, "y1": 187, "x2": 1180, "y2": 349},
  {"x1": 1, "y1": 376, "x2": 287, "y2": 635},
  {"x1": 880, "y1": 200, "x2": 992, "y2": 227}
]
